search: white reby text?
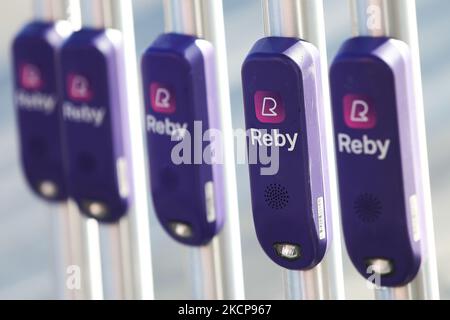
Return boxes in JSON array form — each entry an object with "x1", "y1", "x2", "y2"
[
  {"x1": 249, "y1": 129, "x2": 298, "y2": 152},
  {"x1": 338, "y1": 133, "x2": 390, "y2": 160},
  {"x1": 62, "y1": 102, "x2": 106, "y2": 127},
  {"x1": 146, "y1": 115, "x2": 188, "y2": 140},
  {"x1": 16, "y1": 90, "x2": 56, "y2": 115}
]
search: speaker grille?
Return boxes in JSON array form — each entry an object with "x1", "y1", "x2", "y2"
[
  {"x1": 354, "y1": 193, "x2": 382, "y2": 223},
  {"x1": 264, "y1": 183, "x2": 289, "y2": 210}
]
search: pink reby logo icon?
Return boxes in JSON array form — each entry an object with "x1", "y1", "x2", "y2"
[
  {"x1": 20, "y1": 63, "x2": 43, "y2": 90},
  {"x1": 254, "y1": 91, "x2": 286, "y2": 124},
  {"x1": 343, "y1": 94, "x2": 377, "y2": 129},
  {"x1": 150, "y1": 83, "x2": 176, "y2": 114},
  {"x1": 67, "y1": 74, "x2": 93, "y2": 102}
]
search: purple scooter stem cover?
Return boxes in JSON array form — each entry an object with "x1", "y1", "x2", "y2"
[
  {"x1": 330, "y1": 37, "x2": 421, "y2": 287},
  {"x1": 141, "y1": 33, "x2": 225, "y2": 246},
  {"x1": 241, "y1": 37, "x2": 328, "y2": 270},
  {"x1": 12, "y1": 21, "x2": 71, "y2": 202},
  {"x1": 60, "y1": 28, "x2": 131, "y2": 223}
]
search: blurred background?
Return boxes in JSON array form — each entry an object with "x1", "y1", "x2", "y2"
[{"x1": 0, "y1": 0, "x2": 449, "y2": 299}]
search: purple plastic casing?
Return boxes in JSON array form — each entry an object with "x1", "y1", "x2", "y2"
[
  {"x1": 60, "y1": 28, "x2": 131, "y2": 223},
  {"x1": 241, "y1": 37, "x2": 328, "y2": 270},
  {"x1": 12, "y1": 21, "x2": 70, "y2": 202},
  {"x1": 141, "y1": 33, "x2": 225, "y2": 246},
  {"x1": 330, "y1": 37, "x2": 421, "y2": 286}
]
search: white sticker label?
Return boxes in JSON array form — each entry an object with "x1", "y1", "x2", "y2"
[
  {"x1": 205, "y1": 181, "x2": 216, "y2": 223},
  {"x1": 116, "y1": 158, "x2": 129, "y2": 199},
  {"x1": 317, "y1": 197, "x2": 326, "y2": 240}
]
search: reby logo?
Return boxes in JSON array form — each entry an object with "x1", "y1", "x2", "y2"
[
  {"x1": 150, "y1": 83, "x2": 176, "y2": 114},
  {"x1": 67, "y1": 74, "x2": 93, "y2": 102},
  {"x1": 254, "y1": 91, "x2": 285, "y2": 124},
  {"x1": 20, "y1": 63, "x2": 43, "y2": 90},
  {"x1": 343, "y1": 94, "x2": 377, "y2": 129}
]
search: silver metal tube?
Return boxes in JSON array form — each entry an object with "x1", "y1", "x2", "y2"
[
  {"x1": 204, "y1": 0, "x2": 246, "y2": 300},
  {"x1": 54, "y1": 202, "x2": 104, "y2": 300},
  {"x1": 350, "y1": 0, "x2": 440, "y2": 300},
  {"x1": 51, "y1": 204, "x2": 85, "y2": 300},
  {"x1": 163, "y1": 0, "x2": 246, "y2": 300},
  {"x1": 374, "y1": 286, "x2": 411, "y2": 300},
  {"x1": 189, "y1": 238, "x2": 224, "y2": 300},
  {"x1": 189, "y1": 248, "x2": 204, "y2": 299},
  {"x1": 283, "y1": 267, "x2": 323, "y2": 300},
  {"x1": 81, "y1": 0, "x2": 155, "y2": 300},
  {"x1": 34, "y1": 0, "x2": 81, "y2": 26},
  {"x1": 112, "y1": 0, "x2": 156, "y2": 300},
  {"x1": 52, "y1": 0, "x2": 82, "y2": 27},
  {"x1": 94, "y1": 0, "x2": 113, "y2": 29},
  {"x1": 263, "y1": 0, "x2": 346, "y2": 300},
  {"x1": 50, "y1": 205, "x2": 70, "y2": 299},
  {"x1": 164, "y1": 0, "x2": 204, "y2": 37},
  {"x1": 350, "y1": 0, "x2": 388, "y2": 37},
  {"x1": 33, "y1": 0, "x2": 46, "y2": 20},
  {"x1": 99, "y1": 221, "x2": 134, "y2": 300},
  {"x1": 36, "y1": 0, "x2": 100, "y2": 300},
  {"x1": 80, "y1": 0, "x2": 113, "y2": 29},
  {"x1": 34, "y1": 0, "x2": 54, "y2": 21},
  {"x1": 263, "y1": 0, "x2": 304, "y2": 38},
  {"x1": 77, "y1": 212, "x2": 105, "y2": 300}
]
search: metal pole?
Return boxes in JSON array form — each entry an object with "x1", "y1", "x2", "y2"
[
  {"x1": 204, "y1": 0, "x2": 246, "y2": 301},
  {"x1": 262, "y1": 0, "x2": 346, "y2": 300},
  {"x1": 49, "y1": 0, "x2": 83, "y2": 29},
  {"x1": 374, "y1": 286, "x2": 411, "y2": 300},
  {"x1": 350, "y1": 0, "x2": 440, "y2": 300},
  {"x1": 189, "y1": 238, "x2": 224, "y2": 300},
  {"x1": 163, "y1": 0, "x2": 246, "y2": 300},
  {"x1": 283, "y1": 264, "x2": 323, "y2": 300},
  {"x1": 33, "y1": 0, "x2": 102, "y2": 300},
  {"x1": 75, "y1": 206, "x2": 105, "y2": 300},
  {"x1": 51, "y1": 202, "x2": 104, "y2": 300},
  {"x1": 79, "y1": 0, "x2": 155, "y2": 300}
]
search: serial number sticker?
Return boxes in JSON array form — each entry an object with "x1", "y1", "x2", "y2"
[{"x1": 318, "y1": 197, "x2": 326, "y2": 240}]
